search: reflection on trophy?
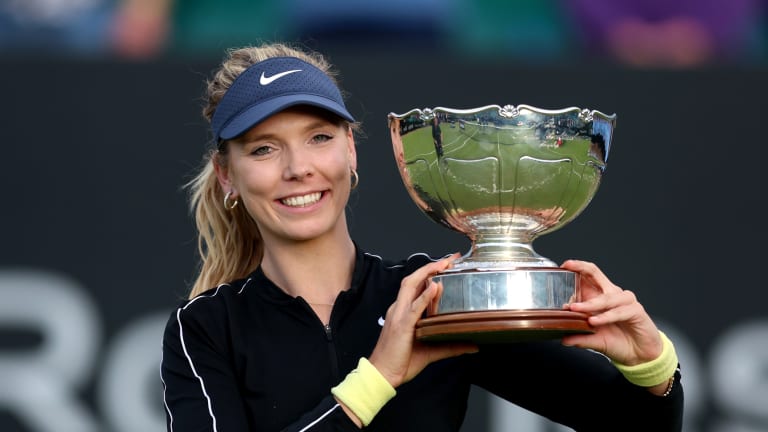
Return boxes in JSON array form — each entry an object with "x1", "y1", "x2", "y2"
[{"x1": 388, "y1": 105, "x2": 616, "y2": 343}]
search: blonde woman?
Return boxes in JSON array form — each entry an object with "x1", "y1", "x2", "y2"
[{"x1": 161, "y1": 43, "x2": 683, "y2": 431}]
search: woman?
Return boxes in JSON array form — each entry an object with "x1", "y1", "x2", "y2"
[{"x1": 161, "y1": 43, "x2": 683, "y2": 431}]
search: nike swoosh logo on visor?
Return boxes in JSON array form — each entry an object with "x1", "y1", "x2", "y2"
[{"x1": 259, "y1": 69, "x2": 302, "y2": 85}]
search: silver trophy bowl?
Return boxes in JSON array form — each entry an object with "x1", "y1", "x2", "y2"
[{"x1": 388, "y1": 104, "x2": 616, "y2": 342}]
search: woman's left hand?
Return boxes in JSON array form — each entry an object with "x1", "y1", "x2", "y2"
[{"x1": 560, "y1": 260, "x2": 663, "y2": 366}]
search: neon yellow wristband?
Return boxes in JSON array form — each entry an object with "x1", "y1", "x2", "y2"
[
  {"x1": 612, "y1": 331, "x2": 678, "y2": 387},
  {"x1": 331, "y1": 357, "x2": 396, "y2": 426}
]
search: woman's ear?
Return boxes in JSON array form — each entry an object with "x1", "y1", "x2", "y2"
[
  {"x1": 213, "y1": 152, "x2": 236, "y2": 195},
  {"x1": 346, "y1": 127, "x2": 357, "y2": 171}
]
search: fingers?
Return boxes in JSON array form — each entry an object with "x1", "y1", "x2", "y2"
[
  {"x1": 387, "y1": 278, "x2": 441, "y2": 333},
  {"x1": 568, "y1": 289, "x2": 644, "y2": 323},
  {"x1": 560, "y1": 260, "x2": 667, "y2": 365},
  {"x1": 426, "y1": 342, "x2": 479, "y2": 363},
  {"x1": 410, "y1": 280, "x2": 439, "y2": 316},
  {"x1": 569, "y1": 289, "x2": 636, "y2": 313},
  {"x1": 396, "y1": 253, "x2": 459, "y2": 303},
  {"x1": 587, "y1": 299, "x2": 645, "y2": 327},
  {"x1": 384, "y1": 254, "x2": 459, "y2": 329},
  {"x1": 561, "y1": 259, "x2": 621, "y2": 294}
]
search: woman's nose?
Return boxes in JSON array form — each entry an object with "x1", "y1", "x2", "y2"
[{"x1": 282, "y1": 146, "x2": 314, "y2": 180}]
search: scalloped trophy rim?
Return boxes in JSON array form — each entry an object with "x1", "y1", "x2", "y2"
[{"x1": 387, "y1": 104, "x2": 617, "y2": 125}]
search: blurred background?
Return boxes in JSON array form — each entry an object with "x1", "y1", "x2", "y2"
[{"x1": 1, "y1": 0, "x2": 767, "y2": 431}]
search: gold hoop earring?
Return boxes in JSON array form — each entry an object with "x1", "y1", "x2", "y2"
[
  {"x1": 223, "y1": 191, "x2": 239, "y2": 210},
  {"x1": 350, "y1": 169, "x2": 359, "y2": 190}
]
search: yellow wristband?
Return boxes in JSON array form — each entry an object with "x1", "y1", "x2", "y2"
[
  {"x1": 612, "y1": 331, "x2": 678, "y2": 387},
  {"x1": 331, "y1": 358, "x2": 396, "y2": 426}
]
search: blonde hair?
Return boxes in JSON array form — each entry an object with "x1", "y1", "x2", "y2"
[{"x1": 186, "y1": 43, "x2": 344, "y2": 298}]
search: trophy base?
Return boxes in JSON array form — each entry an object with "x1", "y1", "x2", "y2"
[
  {"x1": 419, "y1": 268, "x2": 593, "y2": 343},
  {"x1": 415, "y1": 310, "x2": 592, "y2": 343}
]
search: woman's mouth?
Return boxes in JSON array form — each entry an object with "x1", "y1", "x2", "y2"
[{"x1": 280, "y1": 192, "x2": 323, "y2": 207}]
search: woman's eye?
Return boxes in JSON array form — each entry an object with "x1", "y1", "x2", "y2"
[
  {"x1": 311, "y1": 134, "x2": 332, "y2": 144},
  {"x1": 251, "y1": 146, "x2": 273, "y2": 156}
]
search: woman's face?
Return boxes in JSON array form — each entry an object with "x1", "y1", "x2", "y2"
[{"x1": 217, "y1": 106, "x2": 357, "y2": 245}]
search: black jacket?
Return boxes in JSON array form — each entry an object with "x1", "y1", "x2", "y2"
[{"x1": 161, "y1": 248, "x2": 683, "y2": 431}]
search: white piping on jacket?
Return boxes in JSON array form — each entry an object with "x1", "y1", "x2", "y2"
[{"x1": 299, "y1": 403, "x2": 342, "y2": 431}]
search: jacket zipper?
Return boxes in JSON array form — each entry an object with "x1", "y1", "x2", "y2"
[
  {"x1": 324, "y1": 322, "x2": 340, "y2": 381},
  {"x1": 298, "y1": 298, "x2": 341, "y2": 381}
]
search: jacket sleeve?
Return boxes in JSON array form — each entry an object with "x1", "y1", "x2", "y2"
[
  {"x1": 469, "y1": 341, "x2": 684, "y2": 432},
  {"x1": 161, "y1": 306, "x2": 250, "y2": 432},
  {"x1": 161, "y1": 306, "x2": 360, "y2": 432}
]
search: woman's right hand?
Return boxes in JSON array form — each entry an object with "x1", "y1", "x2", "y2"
[{"x1": 368, "y1": 254, "x2": 478, "y2": 388}]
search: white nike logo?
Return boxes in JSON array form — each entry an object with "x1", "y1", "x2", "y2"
[
  {"x1": 259, "y1": 69, "x2": 302, "y2": 85},
  {"x1": 377, "y1": 316, "x2": 385, "y2": 327}
]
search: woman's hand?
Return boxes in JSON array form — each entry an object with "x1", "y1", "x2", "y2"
[
  {"x1": 368, "y1": 254, "x2": 478, "y2": 388},
  {"x1": 560, "y1": 260, "x2": 663, "y2": 366}
]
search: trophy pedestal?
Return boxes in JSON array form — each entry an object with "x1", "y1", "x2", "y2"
[
  {"x1": 417, "y1": 268, "x2": 593, "y2": 343},
  {"x1": 416, "y1": 310, "x2": 592, "y2": 343}
]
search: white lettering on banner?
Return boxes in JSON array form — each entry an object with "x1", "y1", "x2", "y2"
[
  {"x1": 1, "y1": 268, "x2": 767, "y2": 432},
  {"x1": 97, "y1": 313, "x2": 167, "y2": 432},
  {"x1": 0, "y1": 270, "x2": 101, "y2": 432},
  {"x1": 710, "y1": 320, "x2": 768, "y2": 424}
]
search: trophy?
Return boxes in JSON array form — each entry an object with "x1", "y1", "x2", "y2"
[{"x1": 388, "y1": 105, "x2": 616, "y2": 343}]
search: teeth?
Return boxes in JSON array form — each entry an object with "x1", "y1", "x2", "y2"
[{"x1": 281, "y1": 192, "x2": 322, "y2": 207}]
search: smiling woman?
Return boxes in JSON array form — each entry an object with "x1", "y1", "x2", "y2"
[
  {"x1": 184, "y1": 45, "x2": 357, "y2": 300},
  {"x1": 216, "y1": 107, "x2": 357, "y2": 325},
  {"x1": 159, "y1": 42, "x2": 684, "y2": 432}
]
